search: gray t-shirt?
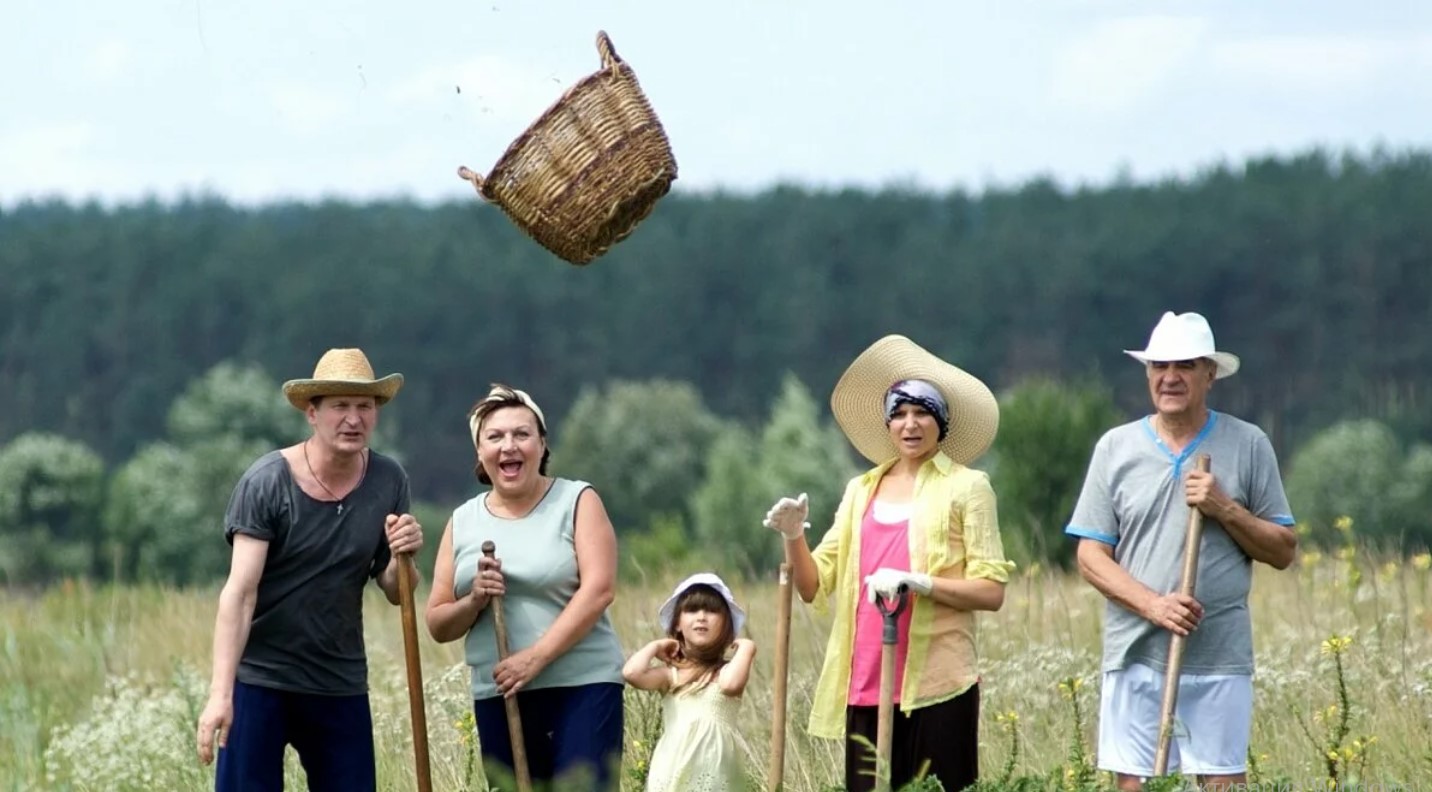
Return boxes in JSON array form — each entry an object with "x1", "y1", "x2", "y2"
[
  {"x1": 225, "y1": 448, "x2": 411, "y2": 695},
  {"x1": 1066, "y1": 411, "x2": 1294, "y2": 675}
]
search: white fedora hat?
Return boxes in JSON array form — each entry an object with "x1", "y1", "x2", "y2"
[
  {"x1": 830, "y1": 335, "x2": 999, "y2": 465},
  {"x1": 1124, "y1": 312, "x2": 1240, "y2": 379}
]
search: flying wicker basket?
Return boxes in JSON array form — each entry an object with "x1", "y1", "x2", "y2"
[{"x1": 457, "y1": 31, "x2": 678, "y2": 265}]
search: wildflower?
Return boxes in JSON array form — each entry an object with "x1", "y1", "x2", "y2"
[
  {"x1": 1320, "y1": 635, "x2": 1354, "y2": 656},
  {"x1": 1414, "y1": 553, "x2": 1431, "y2": 571},
  {"x1": 1057, "y1": 676, "x2": 1084, "y2": 699},
  {"x1": 1380, "y1": 561, "x2": 1400, "y2": 581},
  {"x1": 1300, "y1": 551, "x2": 1323, "y2": 567},
  {"x1": 1337, "y1": 546, "x2": 1356, "y2": 561},
  {"x1": 1294, "y1": 522, "x2": 1311, "y2": 536},
  {"x1": 1334, "y1": 515, "x2": 1354, "y2": 533}
]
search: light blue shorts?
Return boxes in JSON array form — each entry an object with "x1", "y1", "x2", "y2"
[{"x1": 1097, "y1": 662, "x2": 1252, "y2": 777}]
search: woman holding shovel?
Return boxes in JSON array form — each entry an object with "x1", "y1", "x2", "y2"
[
  {"x1": 765, "y1": 335, "x2": 1014, "y2": 792},
  {"x1": 426, "y1": 384, "x2": 625, "y2": 791}
]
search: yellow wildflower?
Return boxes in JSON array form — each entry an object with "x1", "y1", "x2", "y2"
[
  {"x1": 1334, "y1": 515, "x2": 1354, "y2": 533},
  {"x1": 1057, "y1": 677, "x2": 1085, "y2": 700},
  {"x1": 1413, "y1": 553, "x2": 1431, "y2": 571},
  {"x1": 1300, "y1": 551, "x2": 1323, "y2": 567},
  {"x1": 1320, "y1": 635, "x2": 1354, "y2": 656}
]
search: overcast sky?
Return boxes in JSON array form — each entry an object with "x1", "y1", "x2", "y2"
[{"x1": 3, "y1": 0, "x2": 1430, "y2": 206}]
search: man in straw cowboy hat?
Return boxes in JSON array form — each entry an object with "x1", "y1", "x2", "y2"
[
  {"x1": 763, "y1": 335, "x2": 1014, "y2": 792},
  {"x1": 1066, "y1": 312, "x2": 1297, "y2": 791},
  {"x1": 196, "y1": 348, "x2": 425, "y2": 792}
]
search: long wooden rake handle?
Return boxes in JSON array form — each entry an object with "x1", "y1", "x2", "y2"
[
  {"x1": 767, "y1": 562, "x2": 793, "y2": 792},
  {"x1": 397, "y1": 554, "x2": 433, "y2": 792},
  {"x1": 482, "y1": 541, "x2": 532, "y2": 792},
  {"x1": 1154, "y1": 453, "x2": 1211, "y2": 776}
]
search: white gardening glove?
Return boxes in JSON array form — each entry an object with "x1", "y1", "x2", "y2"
[
  {"x1": 763, "y1": 493, "x2": 810, "y2": 540},
  {"x1": 864, "y1": 568, "x2": 933, "y2": 604}
]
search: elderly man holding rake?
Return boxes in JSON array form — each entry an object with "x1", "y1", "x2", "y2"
[{"x1": 1067, "y1": 312, "x2": 1297, "y2": 791}]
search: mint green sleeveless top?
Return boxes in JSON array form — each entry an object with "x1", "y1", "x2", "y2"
[{"x1": 452, "y1": 478, "x2": 624, "y2": 699}]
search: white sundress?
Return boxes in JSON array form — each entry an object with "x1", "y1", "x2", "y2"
[{"x1": 644, "y1": 671, "x2": 745, "y2": 792}]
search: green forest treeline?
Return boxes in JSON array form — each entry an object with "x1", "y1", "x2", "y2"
[{"x1": 2, "y1": 148, "x2": 1431, "y2": 584}]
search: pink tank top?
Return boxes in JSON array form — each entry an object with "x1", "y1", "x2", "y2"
[{"x1": 847, "y1": 500, "x2": 913, "y2": 706}]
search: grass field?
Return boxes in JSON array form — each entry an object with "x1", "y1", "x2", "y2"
[{"x1": 4, "y1": 549, "x2": 1431, "y2": 791}]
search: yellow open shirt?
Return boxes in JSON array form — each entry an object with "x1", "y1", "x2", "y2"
[{"x1": 806, "y1": 451, "x2": 1015, "y2": 739}]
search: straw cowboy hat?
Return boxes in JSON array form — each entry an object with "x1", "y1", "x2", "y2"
[
  {"x1": 281, "y1": 348, "x2": 404, "y2": 410},
  {"x1": 657, "y1": 573, "x2": 747, "y2": 635},
  {"x1": 1123, "y1": 311, "x2": 1241, "y2": 379},
  {"x1": 830, "y1": 335, "x2": 999, "y2": 466}
]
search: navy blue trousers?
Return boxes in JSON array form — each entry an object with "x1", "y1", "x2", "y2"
[
  {"x1": 474, "y1": 682, "x2": 624, "y2": 791},
  {"x1": 215, "y1": 679, "x2": 375, "y2": 792}
]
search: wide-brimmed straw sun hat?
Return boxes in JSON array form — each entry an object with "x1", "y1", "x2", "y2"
[
  {"x1": 657, "y1": 573, "x2": 746, "y2": 635},
  {"x1": 830, "y1": 335, "x2": 999, "y2": 465},
  {"x1": 1123, "y1": 311, "x2": 1240, "y2": 379},
  {"x1": 281, "y1": 348, "x2": 404, "y2": 410}
]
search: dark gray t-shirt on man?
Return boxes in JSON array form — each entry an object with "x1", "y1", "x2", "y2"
[
  {"x1": 224, "y1": 448, "x2": 411, "y2": 695},
  {"x1": 1066, "y1": 411, "x2": 1295, "y2": 675}
]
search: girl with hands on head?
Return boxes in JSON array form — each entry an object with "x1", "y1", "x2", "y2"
[
  {"x1": 623, "y1": 573, "x2": 755, "y2": 792},
  {"x1": 425, "y1": 384, "x2": 625, "y2": 791},
  {"x1": 764, "y1": 336, "x2": 1015, "y2": 792}
]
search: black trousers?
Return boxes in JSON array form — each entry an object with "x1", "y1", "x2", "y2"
[{"x1": 844, "y1": 683, "x2": 980, "y2": 792}]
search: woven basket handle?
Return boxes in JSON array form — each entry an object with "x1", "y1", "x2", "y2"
[
  {"x1": 456, "y1": 166, "x2": 486, "y2": 197},
  {"x1": 596, "y1": 30, "x2": 622, "y2": 74}
]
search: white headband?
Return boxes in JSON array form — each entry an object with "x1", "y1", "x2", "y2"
[{"x1": 469, "y1": 386, "x2": 548, "y2": 447}]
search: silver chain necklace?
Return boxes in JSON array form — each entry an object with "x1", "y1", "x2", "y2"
[{"x1": 303, "y1": 439, "x2": 367, "y2": 514}]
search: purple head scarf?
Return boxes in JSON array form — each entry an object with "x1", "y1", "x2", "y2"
[{"x1": 884, "y1": 379, "x2": 950, "y2": 441}]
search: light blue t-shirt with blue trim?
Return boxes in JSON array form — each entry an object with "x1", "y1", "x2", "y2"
[{"x1": 1066, "y1": 411, "x2": 1295, "y2": 675}]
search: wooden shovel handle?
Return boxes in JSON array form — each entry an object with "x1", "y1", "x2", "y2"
[
  {"x1": 396, "y1": 554, "x2": 433, "y2": 792},
  {"x1": 482, "y1": 540, "x2": 532, "y2": 792},
  {"x1": 767, "y1": 563, "x2": 793, "y2": 791},
  {"x1": 1154, "y1": 453, "x2": 1211, "y2": 776}
]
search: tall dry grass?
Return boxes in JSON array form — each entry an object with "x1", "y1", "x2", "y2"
[{"x1": 4, "y1": 547, "x2": 1431, "y2": 790}]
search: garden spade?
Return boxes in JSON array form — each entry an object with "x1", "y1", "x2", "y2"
[{"x1": 875, "y1": 586, "x2": 909, "y2": 792}]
